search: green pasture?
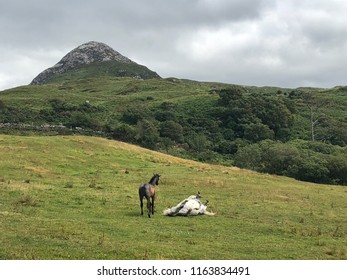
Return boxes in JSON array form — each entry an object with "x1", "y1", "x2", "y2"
[{"x1": 0, "y1": 135, "x2": 346, "y2": 259}]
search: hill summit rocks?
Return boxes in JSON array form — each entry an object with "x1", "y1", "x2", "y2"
[{"x1": 30, "y1": 41, "x2": 160, "y2": 84}]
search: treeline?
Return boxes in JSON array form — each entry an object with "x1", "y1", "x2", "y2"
[
  {"x1": 1, "y1": 86, "x2": 346, "y2": 185},
  {"x1": 110, "y1": 86, "x2": 347, "y2": 185},
  {"x1": 235, "y1": 140, "x2": 347, "y2": 185}
]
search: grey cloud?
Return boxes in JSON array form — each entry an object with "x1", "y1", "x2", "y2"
[{"x1": 0, "y1": 0, "x2": 346, "y2": 90}]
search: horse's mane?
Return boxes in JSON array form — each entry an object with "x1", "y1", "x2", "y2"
[{"x1": 149, "y1": 174, "x2": 160, "y2": 185}]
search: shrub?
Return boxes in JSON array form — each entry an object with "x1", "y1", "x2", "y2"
[
  {"x1": 243, "y1": 123, "x2": 274, "y2": 142},
  {"x1": 261, "y1": 142, "x2": 300, "y2": 175},
  {"x1": 327, "y1": 155, "x2": 347, "y2": 185},
  {"x1": 135, "y1": 119, "x2": 160, "y2": 149},
  {"x1": 160, "y1": 120, "x2": 184, "y2": 143},
  {"x1": 186, "y1": 133, "x2": 211, "y2": 153},
  {"x1": 291, "y1": 152, "x2": 330, "y2": 183},
  {"x1": 233, "y1": 140, "x2": 346, "y2": 185},
  {"x1": 234, "y1": 144, "x2": 262, "y2": 170}
]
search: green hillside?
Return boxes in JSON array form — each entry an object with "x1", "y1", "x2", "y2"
[
  {"x1": 43, "y1": 61, "x2": 160, "y2": 84},
  {"x1": 1, "y1": 77, "x2": 346, "y2": 185},
  {"x1": 0, "y1": 135, "x2": 346, "y2": 259}
]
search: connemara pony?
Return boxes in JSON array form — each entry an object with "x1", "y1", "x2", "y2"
[
  {"x1": 139, "y1": 174, "x2": 160, "y2": 218},
  {"x1": 163, "y1": 192, "x2": 215, "y2": 217}
]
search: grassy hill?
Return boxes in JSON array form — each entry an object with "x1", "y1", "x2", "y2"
[
  {"x1": 40, "y1": 60, "x2": 161, "y2": 84},
  {"x1": 0, "y1": 135, "x2": 346, "y2": 259},
  {"x1": 1, "y1": 77, "x2": 347, "y2": 185}
]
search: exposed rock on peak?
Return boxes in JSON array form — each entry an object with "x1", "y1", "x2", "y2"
[
  {"x1": 30, "y1": 41, "x2": 160, "y2": 84},
  {"x1": 58, "y1": 41, "x2": 134, "y2": 66}
]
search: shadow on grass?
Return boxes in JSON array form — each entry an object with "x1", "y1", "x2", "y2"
[{"x1": 124, "y1": 210, "x2": 162, "y2": 218}]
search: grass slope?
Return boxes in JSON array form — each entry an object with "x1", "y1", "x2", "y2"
[
  {"x1": 0, "y1": 135, "x2": 346, "y2": 260},
  {"x1": 43, "y1": 61, "x2": 160, "y2": 84},
  {"x1": 0, "y1": 77, "x2": 217, "y2": 122}
]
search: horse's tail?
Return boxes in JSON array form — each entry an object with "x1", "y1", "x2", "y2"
[{"x1": 139, "y1": 184, "x2": 145, "y2": 198}]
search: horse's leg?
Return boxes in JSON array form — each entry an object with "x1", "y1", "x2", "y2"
[
  {"x1": 151, "y1": 195, "x2": 155, "y2": 215},
  {"x1": 139, "y1": 195, "x2": 144, "y2": 215},
  {"x1": 147, "y1": 197, "x2": 151, "y2": 218}
]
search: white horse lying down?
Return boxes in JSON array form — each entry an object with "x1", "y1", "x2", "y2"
[{"x1": 163, "y1": 192, "x2": 215, "y2": 216}]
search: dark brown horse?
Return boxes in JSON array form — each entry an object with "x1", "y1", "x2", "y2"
[{"x1": 139, "y1": 174, "x2": 160, "y2": 218}]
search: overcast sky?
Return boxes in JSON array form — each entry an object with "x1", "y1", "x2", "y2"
[{"x1": 1, "y1": 0, "x2": 346, "y2": 91}]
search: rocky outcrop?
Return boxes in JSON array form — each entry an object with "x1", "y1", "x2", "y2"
[{"x1": 30, "y1": 41, "x2": 160, "y2": 84}]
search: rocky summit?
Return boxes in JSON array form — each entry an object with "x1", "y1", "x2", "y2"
[{"x1": 30, "y1": 41, "x2": 160, "y2": 84}]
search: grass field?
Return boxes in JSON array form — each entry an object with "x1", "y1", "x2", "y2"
[{"x1": 0, "y1": 134, "x2": 346, "y2": 259}]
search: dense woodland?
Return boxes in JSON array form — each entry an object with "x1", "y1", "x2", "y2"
[{"x1": 1, "y1": 79, "x2": 346, "y2": 185}]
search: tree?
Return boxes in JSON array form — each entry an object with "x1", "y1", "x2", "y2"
[
  {"x1": 301, "y1": 92, "x2": 329, "y2": 141},
  {"x1": 160, "y1": 120, "x2": 184, "y2": 142},
  {"x1": 260, "y1": 141, "x2": 301, "y2": 176},
  {"x1": 243, "y1": 123, "x2": 274, "y2": 142},
  {"x1": 122, "y1": 106, "x2": 152, "y2": 125},
  {"x1": 135, "y1": 119, "x2": 160, "y2": 149},
  {"x1": 108, "y1": 123, "x2": 136, "y2": 142},
  {"x1": 155, "y1": 102, "x2": 178, "y2": 122},
  {"x1": 217, "y1": 86, "x2": 245, "y2": 106},
  {"x1": 234, "y1": 144, "x2": 262, "y2": 170},
  {"x1": 187, "y1": 133, "x2": 210, "y2": 153},
  {"x1": 313, "y1": 117, "x2": 347, "y2": 146},
  {"x1": 68, "y1": 111, "x2": 101, "y2": 130},
  {"x1": 327, "y1": 154, "x2": 347, "y2": 185},
  {"x1": 293, "y1": 151, "x2": 330, "y2": 183},
  {"x1": 254, "y1": 96, "x2": 294, "y2": 136},
  {"x1": 216, "y1": 88, "x2": 295, "y2": 142}
]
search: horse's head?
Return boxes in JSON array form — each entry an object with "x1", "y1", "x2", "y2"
[{"x1": 149, "y1": 173, "x2": 160, "y2": 185}]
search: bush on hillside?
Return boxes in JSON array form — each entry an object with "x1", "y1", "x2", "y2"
[{"x1": 234, "y1": 140, "x2": 347, "y2": 185}]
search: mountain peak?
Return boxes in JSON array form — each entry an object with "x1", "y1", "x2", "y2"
[
  {"x1": 65, "y1": 41, "x2": 134, "y2": 65},
  {"x1": 30, "y1": 41, "x2": 160, "y2": 84}
]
